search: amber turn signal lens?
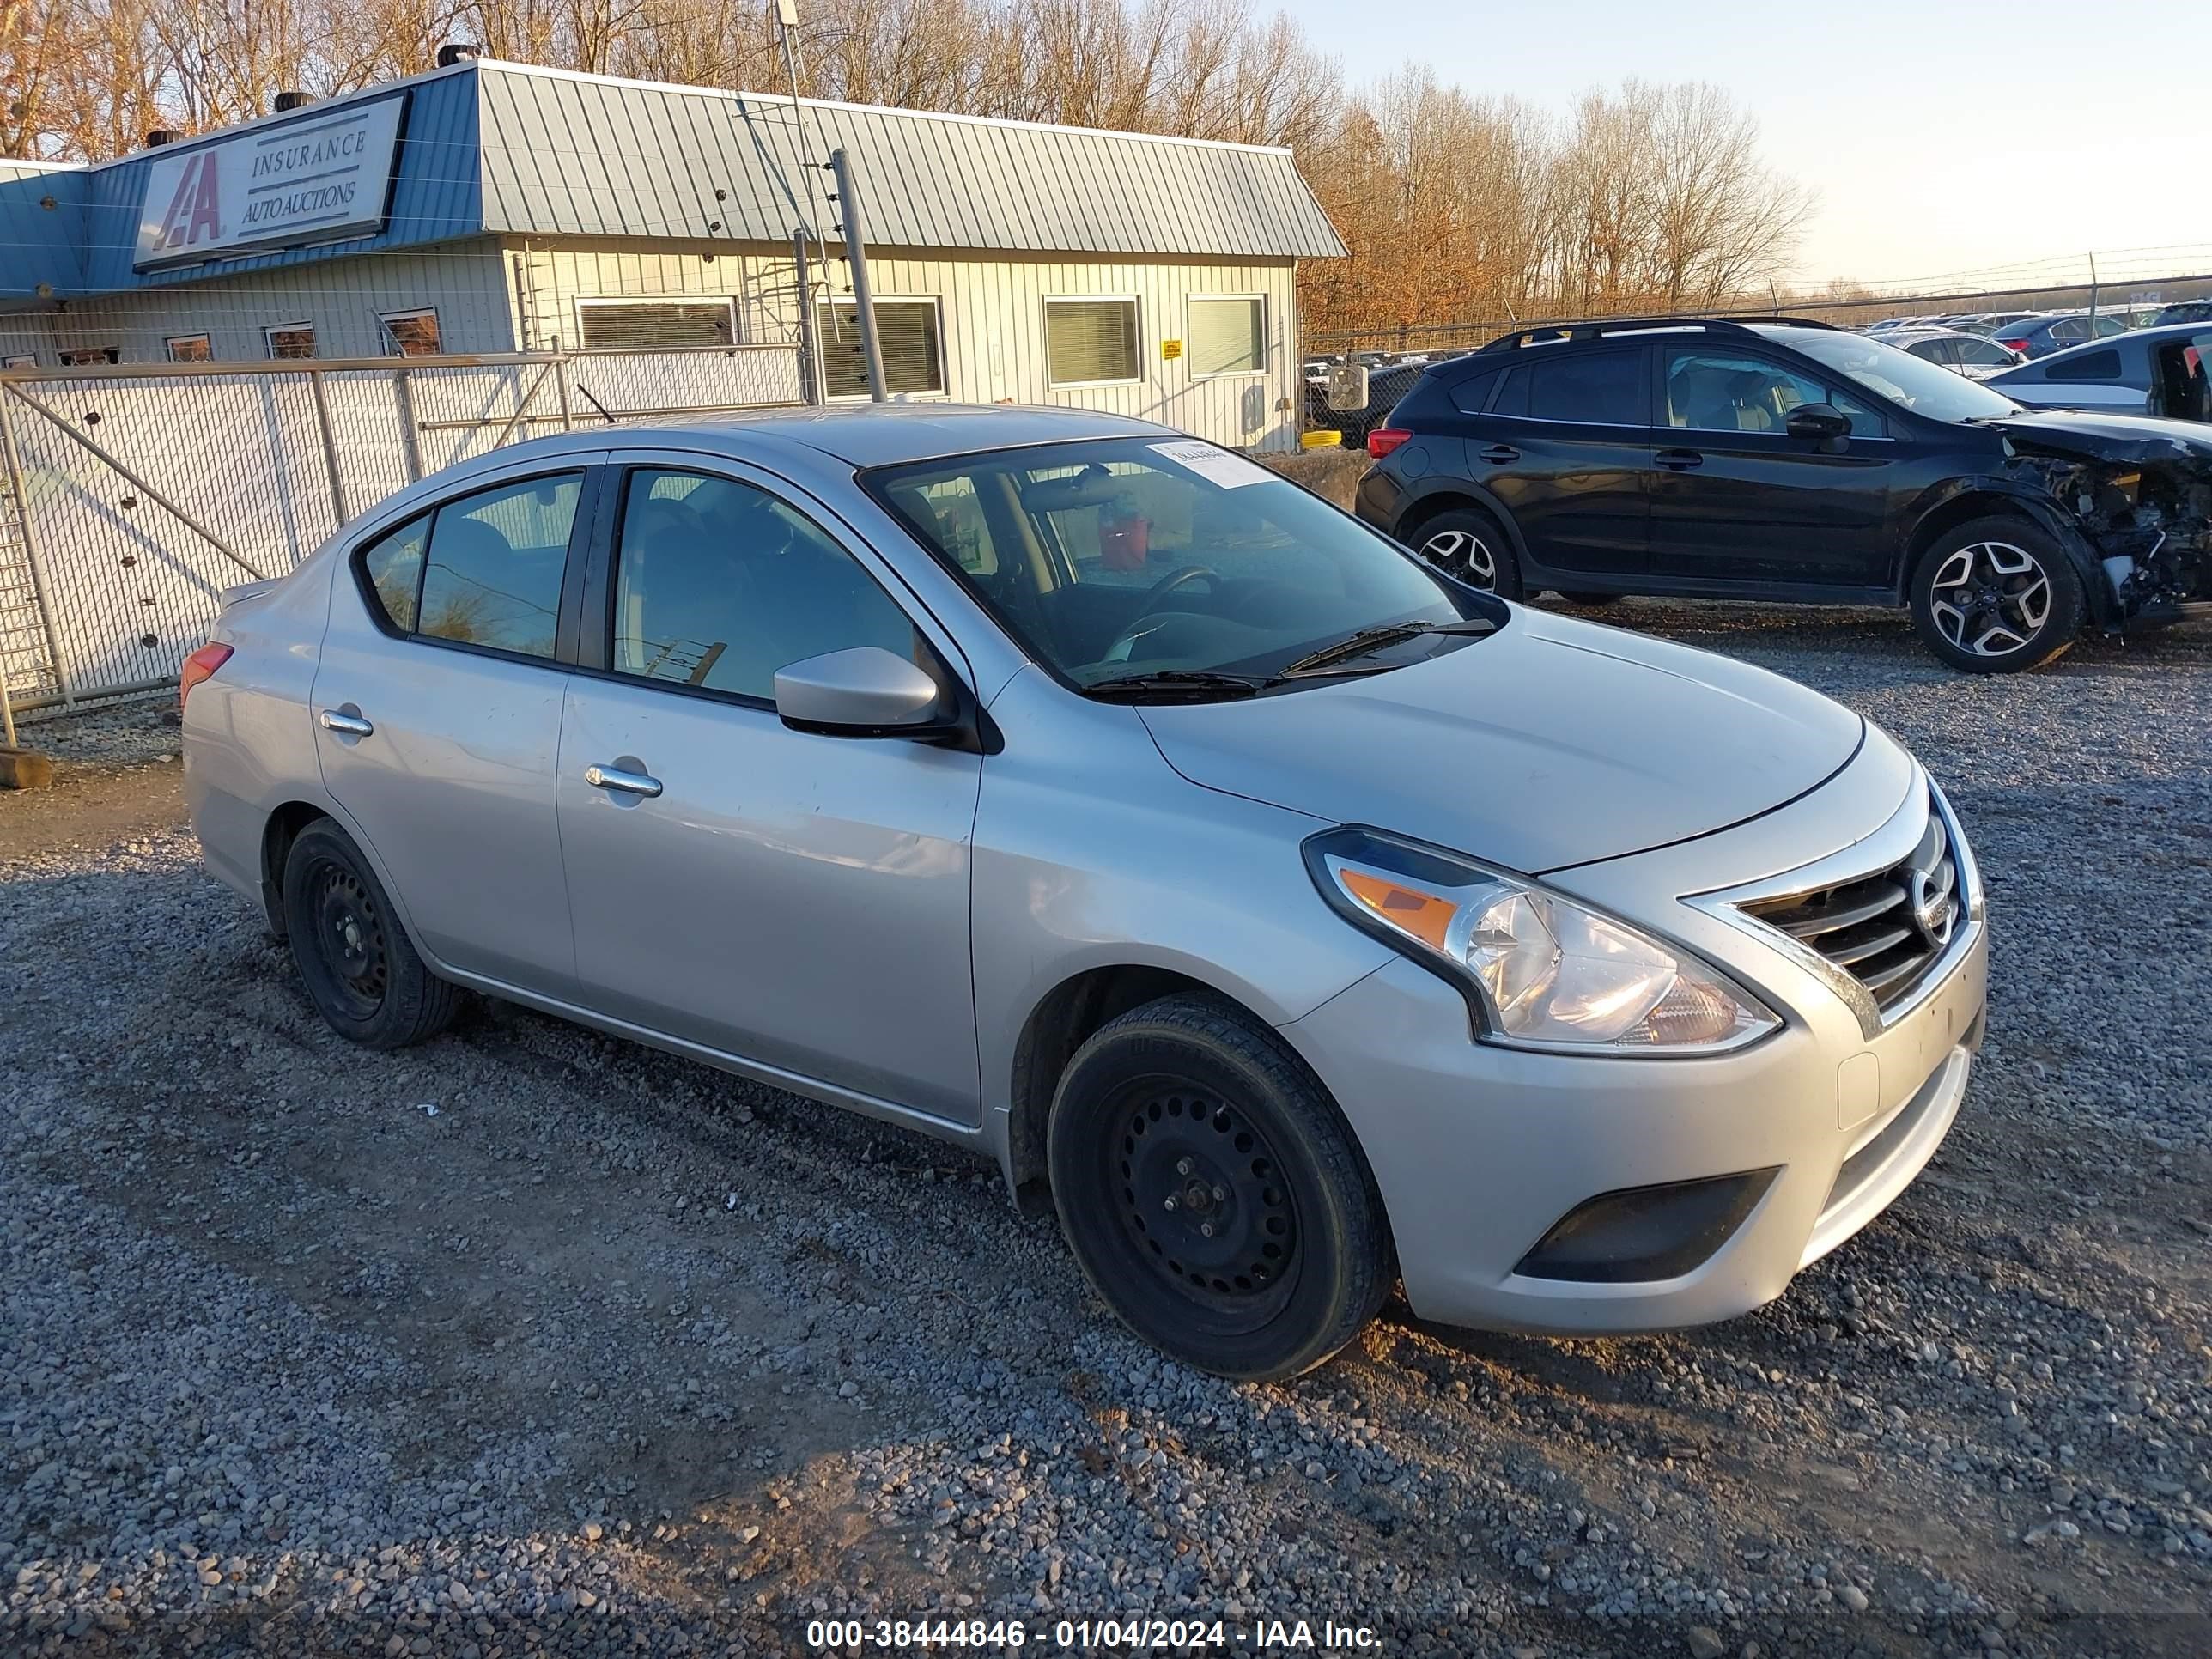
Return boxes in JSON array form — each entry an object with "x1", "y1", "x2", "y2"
[{"x1": 1336, "y1": 868, "x2": 1457, "y2": 951}]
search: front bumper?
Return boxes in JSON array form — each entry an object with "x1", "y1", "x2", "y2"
[{"x1": 1283, "y1": 750, "x2": 1989, "y2": 1336}]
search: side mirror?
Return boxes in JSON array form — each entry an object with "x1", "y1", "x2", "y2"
[
  {"x1": 774, "y1": 647, "x2": 948, "y2": 738},
  {"x1": 1785, "y1": 403, "x2": 1852, "y2": 449}
]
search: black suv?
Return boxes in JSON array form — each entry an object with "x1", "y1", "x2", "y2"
[{"x1": 1354, "y1": 317, "x2": 2212, "y2": 672}]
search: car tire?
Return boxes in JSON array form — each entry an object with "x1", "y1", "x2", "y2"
[
  {"x1": 282, "y1": 818, "x2": 463, "y2": 1049},
  {"x1": 1406, "y1": 505, "x2": 1523, "y2": 599},
  {"x1": 1910, "y1": 516, "x2": 2083, "y2": 673},
  {"x1": 1046, "y1": 994, "x2": 1393, "y2": 1382}
]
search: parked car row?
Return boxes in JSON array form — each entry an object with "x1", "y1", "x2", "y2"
[{"x1": 1355, "y1": 315, "x2": 2212, "y2": 672}]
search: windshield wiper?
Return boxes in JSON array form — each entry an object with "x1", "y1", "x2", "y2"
[
  {"x1": 1277, "y1": 617, "x2": 1495, "y2": 678},
  {"x1": 1082, "y1": 669, "x2": 1268, "y2": 702}
]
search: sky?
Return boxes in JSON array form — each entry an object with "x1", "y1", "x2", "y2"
[{"x1": 1275, "y1": 0, "x2": 2212, "y2": 295}]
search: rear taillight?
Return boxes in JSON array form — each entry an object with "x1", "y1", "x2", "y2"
[
  {"x1": 179, "y1": 641, "x2": 232, "y2": 709},
  {"x1": 1997, "y1": 337, "x2": 2030, "y2": 354},
  {"x1": 1367, "y1": 426, "x2": 1413, "y2": 459}
]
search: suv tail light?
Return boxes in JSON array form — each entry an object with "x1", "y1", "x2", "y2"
[
  {"x1": 1996, "y1": 337, "x2": 2030, "y2": 354},
  {"x1": 179, "y1": 641, "x2": 232, "y2": 709},
  {"x1": 1367, "y1": 427, "x2": 1413, "y2": 459}
]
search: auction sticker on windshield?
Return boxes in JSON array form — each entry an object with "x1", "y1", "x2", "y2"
[{"x1": 1151, "y1": 439, "x2": 1270, "y2": 489}]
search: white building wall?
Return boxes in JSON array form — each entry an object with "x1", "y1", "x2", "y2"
[
  {"x1": 0, "y1": 244, "x2": 518, "y2": 365},
  {"x1": 508, "y1": 240, "x2": 1306, "y2": 451}
]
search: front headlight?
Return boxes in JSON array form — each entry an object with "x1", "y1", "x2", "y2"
[{"x1": 1304, "y1": 827, "x2": 1778, "y2": 1054}]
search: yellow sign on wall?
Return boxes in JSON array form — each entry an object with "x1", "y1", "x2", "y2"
[{"x1": 1161, "y1": 338, "x2": 1184, "y2": 361}]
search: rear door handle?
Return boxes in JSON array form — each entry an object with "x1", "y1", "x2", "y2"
[
  {"x1": 318, "y1": 709, "x2": 374, "y2": 737},
  {"x1": 584, "y1": 763, "x2": 662, "y2": 799},
  {"x1": 1656, "y1": 449, "x2": 1705, "y2": 471},
  {"x1": 1478, "y1": 444, "x2": 1520, "y2": 465}
]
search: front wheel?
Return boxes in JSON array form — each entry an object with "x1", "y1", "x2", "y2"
[
  {"x1": 1910, "y1": 517, "x2": 2083, "y2": 672},
  {"x1": 1407, "y1": 505, "x2": 1523, "y2": 599},
  {"x1": 1047, "y1": 995, "x2": 1393, "y2": 1382}
]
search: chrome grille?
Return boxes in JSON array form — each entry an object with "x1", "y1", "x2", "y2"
[{"x1": 1741, "y1": 803, "x2": 1960, "y2": 1012}]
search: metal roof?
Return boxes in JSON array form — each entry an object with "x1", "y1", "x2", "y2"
[
  {"x1": 0, "y1": 57, "x2": 1341, "y2": 301},
  {"x1": 473, "y1": 61, "x2": 1345, "y2": 260}
]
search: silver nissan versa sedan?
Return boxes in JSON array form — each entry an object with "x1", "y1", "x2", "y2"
[{"x1": 181, "y1": 406, "x2": 1987, "y2": 1381}]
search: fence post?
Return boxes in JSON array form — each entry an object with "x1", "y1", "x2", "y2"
[
  {"x1": 0, "y1": 389, "x2": 72, "y2": 708},
  {"x1": 554, "y1": 354, "x2": 574, "y2": 432},
  {"x1": 307, "y1": 368, "x2": 350, "y2": 526},
  {"x1": 393, "y1": 366, "x2": 423, "y2": 483}
]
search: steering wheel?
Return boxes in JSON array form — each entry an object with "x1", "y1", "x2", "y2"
[
  {"x1": 1133, "y1": 564, "x2": 1221, "y2": 617},
  {"x1": 1100, "y1": 565, "x2": 1223, "y2": 661}
]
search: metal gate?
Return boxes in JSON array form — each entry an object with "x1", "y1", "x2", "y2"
[{"x1": 0, "y1": 343, "x2": 803, "y2": 713}]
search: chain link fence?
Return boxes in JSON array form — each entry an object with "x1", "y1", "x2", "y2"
[{"x1": 0, "y1": 344, "x2": 802, "y2": 714}]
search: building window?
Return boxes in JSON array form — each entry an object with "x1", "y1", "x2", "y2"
[
  {"x1": 2, "y1": 355, "x2": 33, "y2": 370},
  {"x1": 166, "y1": 335, "x2": 213, "y2": 362},
  {"x1": 58, "y1": 347, "x2": 120, "y2": 366},
  {"x1": 265, "y1": 322, "x2": 315, "y2": 360},
  {"x1": 380, "y1": 308, "x2": 442, "y2": 356},
  {"x1": 1045, "y1": 298, "x2": 1140, "y2": 387},
  {"x1": 1188, "y1": 296, "x2": 1266, "y2": 377},
  {"x1": 575, "y1": 298, "x2": 735, "y2": 350},
  {"x1": 816, "y1": 297, "x2": 945, "y2": 399}
]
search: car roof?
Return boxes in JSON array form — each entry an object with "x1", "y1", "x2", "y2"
[{"x1": 483, "y1": 404, "x2": 1173, "y2": 472}]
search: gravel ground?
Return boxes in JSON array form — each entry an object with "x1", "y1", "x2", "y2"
[{"x1": 2, "y1": 605, "x2": 2208, "y2": 1659}]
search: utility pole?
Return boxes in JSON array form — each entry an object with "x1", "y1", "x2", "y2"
[{"x1": 828, "y1": 148, "x2": 887, "y2": 402}]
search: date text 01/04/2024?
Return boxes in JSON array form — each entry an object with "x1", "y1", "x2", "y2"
[{"x1": 803, "y1": 1618, "x2": 1385, "y2": 1650}]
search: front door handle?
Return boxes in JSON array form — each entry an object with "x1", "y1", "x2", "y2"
[
  {"x1": 318, "y1": 709, "x2": 374, "y2": 738},
  {"x1": 1656, "y1": 449, "x2": 1705, "y2": 471},
  {"x1": 1478, "y1": 444, "x2": 1520, "y2": 465},
  {"x1": 584, "y1": 763, "x2": 662, "y2": 799}
]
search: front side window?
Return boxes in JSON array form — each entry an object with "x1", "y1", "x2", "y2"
[
  {"x1": 816, "y1": 298, "x2": 945, "y2": 398},
  {"x1": 1954, "y1": 337, "x2": 2014, "y2": 366},
  {"x1": 576, "y1": 299, "x2": 734, "y2": 350},
  {"x1": 1665, "y1": 349, "x2": 1882, "y2": 436},
  {"x1": 868, "y1": 437, "x2": 1480, "y2": 691},
  {"x1": 413, "y1": 474, "x2": 583, "y2": 658},
  {"x1": 1188, "y1": 297, "x2": 1265, "y2": 376},
  {"x1": 1046, "y1": 298, "x2": 1140, "y2": 386},
  {"x1": 1492, "y1": 347, "x2": 1644, "y2": 424},
  {"x1": 265, "y1": 323, "x2": 314, "y2": 361},
  {"x1": 611, "y1": 469, "x2": 919, "y2": 701}
]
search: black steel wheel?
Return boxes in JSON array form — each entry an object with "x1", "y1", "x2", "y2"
[
  {"x1": 281, "y1": 819, "x2": 462, "y2": 1048},
  {"x1": 1048, "y1": 994, "x2": 1392, "y2": 1381}
]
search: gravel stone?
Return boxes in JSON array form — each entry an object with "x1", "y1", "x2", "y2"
[{"x1": 3, "y1": 605, "x2": 2209, "y2": 1656}]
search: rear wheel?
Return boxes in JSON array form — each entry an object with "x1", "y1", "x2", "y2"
[
  {"x1": 282, "y1": 819, "x2": 462, "y2": 1048},
  {"x1": 1047, "y1": 994, "x2": 1392, "y2": 1382},
  {"x1": 1407, "y1": 505, "x2": 1523, "y2": 599},
  {"x1": 1910, "y1": 516, "x2": 2083, "y2": 672}
]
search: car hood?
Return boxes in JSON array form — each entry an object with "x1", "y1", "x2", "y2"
[
  {"x1": 1982, "y1": 410, "x2": 2212, "y2": 465},
  {"x1": 1137, "y1": 609, "x2": 1864, "y2": 873}
]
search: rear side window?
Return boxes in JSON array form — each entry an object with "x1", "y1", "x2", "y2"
[
  {"x1": 1492, "y1": 348, "x2": 1645, "y2": 425},
  {"x1": 359, "y1": 518, "x2": 428, "y2": 633},
  {"x1": 356, "y1": 472, "x2": 583, "y2": 658},
  {"x1": 1447, "y1": 367, "x2": 1504, "y2": 414},
  {"x1": 2045, "y1": 349, "x2": 2123, "y2": 383}
]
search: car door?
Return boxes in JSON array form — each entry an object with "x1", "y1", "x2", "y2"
[
  {"x1": 311, "y1": 463, "x2": 602, "y2": 996},
  {"x1": 554, "y1": 456, "x2": 984, "y2": 1123},
  {"x1": 1456, "y1": 343, "x2": 1652, "y2": 576},
  {"x1": 1646, "y1": 346, "x2": 1901, "y2": 586}
]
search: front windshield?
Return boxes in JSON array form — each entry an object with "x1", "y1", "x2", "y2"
[
  {"x1": 866, "y1": 437, "x2": 1484, "y2": 690},
  {"x1": 1761, "y1": 327, "x2": 2022, "y2": 422}
]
